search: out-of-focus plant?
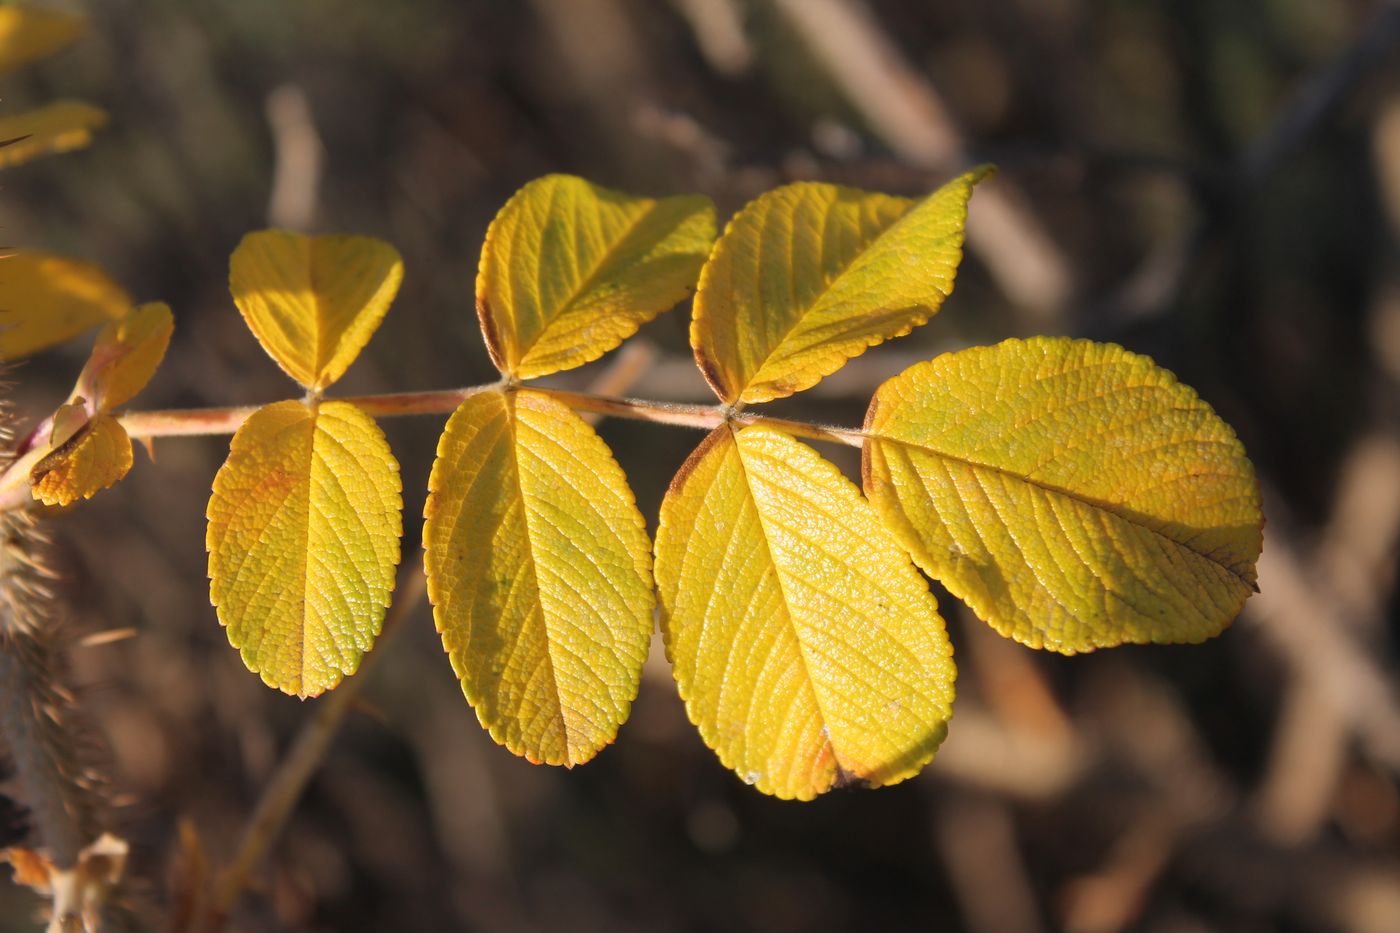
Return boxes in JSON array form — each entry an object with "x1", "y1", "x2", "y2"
[{"x1": 0, "y1": 6, "x2": 140, "y2": 932}]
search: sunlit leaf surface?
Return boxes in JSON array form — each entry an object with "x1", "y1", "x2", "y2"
[
  {"x1": 477, "y1": 174, "x2": 715, "y2": 379},
  {"x1": 229, "y1": 231, "x2": 403, "y2": 391},
  {"x1": 864, "y1": 337, "x2": 1263, "y2": 653},
  {"x1": 692, "y1": 167, "x2": 988, "y2": 404},
  {"x1": 207, "y1": 400, "x2": 402, "y2": 697},
  {"x1": 424, "y1": 389, "x2": 654, "y2": 765},
  {"x1": 655, "y1": 424, "x2": 955, "y2": 800}
]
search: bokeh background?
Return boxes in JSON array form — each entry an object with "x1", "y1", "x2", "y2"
[{"x1": 4, "y1": 0, "x2": 1400, "y2": 929}]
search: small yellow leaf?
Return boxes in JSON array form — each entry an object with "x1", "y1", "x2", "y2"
[
  {"x1": 477, "y1": 174, "x2": 715, "y2": 379},
  {"x1": 0, "y1": 101, "x2": 107, "y2": 168},
  {"x1": 31, "y1": 414, "x2": 132, "y2": 507},
  {"x1": 654, "y1": 424, "x2": 955, "y2": 800},
  {"x1": 207, "y1": 401, "x2": 402, "y2": 698},
  {"x1": 229, "y1": 231, "x2": 403, "y2": 391},
  {"x1": 0, "y1": 251, "x2": 131, "y2": 360},
  {"x1": 863, "y1": 337, "x2": 1263, "y2": 654},
  {"x1": 692, "y1": 167, "x2": 989, "y2": 405},
  {"x1": 0, "y1": 6, "x2": 84, "y2": 76},
  {"x1": 424, "y1": 389, "x2": 654, "y2": 766},
  {"x1": 77, "y1": 302, "x2": 173, "y2": 411}
]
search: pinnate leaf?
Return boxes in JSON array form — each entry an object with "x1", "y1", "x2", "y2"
[
  {"x1": 0, "y1": 6, "x2": 84, "y2": 76},
  {"x1": 207, "y1": 401, "x2": 402, "y2": 697},
  {"x1": 424, "y1": 389, "x2": 653, "y2": 766},
  {"x1": 692, "y1": 167, "x2": 989, "y2": 405},
  {"x1": 229, "y1": 231, "x2": 403, "y2": 390},
  {"x1": 0, "y1": 101, "x2": 106, "y2": 169},
  {"x1": 0, "y1": 251, "x2": 131, "y2": 360},
  {"x1": 654, "y1": 425, "x2": 955, "y2": 800},
  {"x1": 76, "y1": 302, "x2": 173, "y2": 411},
  {"x1": 863, "y1": 337, "x2": 1263, "y2": 653},
  {"x1": 477, "y1": 174, "x2": 715, "y2": 379},
  {"x1": 30, "y1": 414, "x2": 132, "y2": 507}
]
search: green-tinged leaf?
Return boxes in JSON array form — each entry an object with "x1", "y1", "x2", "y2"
[
  {"x1": 424, "y1": 389, "x2": 654, "y2": 766},
  {"x1": 0, "y1": 101, "x2": 107, "y2": 168},
  {"x1": 229, "y1": 231, "x2": 403, "y2": 391},
  {"x1": 863, "y1": 337, "x2": 1263, "y2": 653},
  {"x1": 207, "y1": 400, "x2": 402, "y2": 698},
  {"x1": 477, "y1": 174, "x2": 715, "y2": 379},
  {"x1": 76, "y1": 302, "x2": 173, "y2": 411},
  {"x1": 692, "y1": 167, "x2": 989, "y2": 405},
  {"x1": 31, "y1": 414, "x2": 132, "y2": 507},
  {"x1": 654, "y1": 424, "x2": 955, "y2": 800},
  {"x1": 0, "y1": 6, "x2": 84, "y2": 76},
  {"x1": 0, "y1": 251, "x2": 131, "y2": 360}
]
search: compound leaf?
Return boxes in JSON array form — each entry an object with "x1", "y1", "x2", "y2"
[
  {"x1": 0, "y1": 6, "x2": 84, "y2": 76},
  {"x1": 30, "y1": 414, "x2": 131, "y2": 507},
  {"x1": 692, "y1": 167, "x2": 989, "y2": 405},
  {"x1": 229, "y1": 231, "x2": 403, "y2": 391},
  {"x1": 424, "y1": 389, "x2": 653, "y2": 766},
  {"x1": 0, "y1": 251, "x2": 130, "y2": 360},
  {"x1": 654, "y1": 424, "x2": 955, "y2": 801},
  {"x1": 207, "y1": 400, "x2": 402, "y2": 698},
  {"x1": 863, "y1": 337, "x2": 1263, "y2": 654},
  {"x1": 77, "y1": 302, "x2": 173, "y2": 411},
  {"x1": 0, "y1": 101, "x2": 107, "y2": 168},
  {"x1": 477, "y1": 174, "x2": 715, "y2": 380}
]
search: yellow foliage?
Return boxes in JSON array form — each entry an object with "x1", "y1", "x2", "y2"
[
  {"x1": 229, "y1": 231, "x2": 403, "y2": 391},
  {"x1": 0, "y1": 251, "x2": 131, "y2": 360},
  {"x1": 863, "y1": 337, "x2": 1263, "y2": 653},
  {"x1": 31, "y1": 414, "x2": 132, "y2": 507},
  {"x1": 654, "y1": 424, "x2": 955, "y2": 800},
  {"x1": 77, "y1": 302, "x2": 174, "y2": 411},
  {"x1": 692, "y1": 167, "x2": 989, "y2": 405},
  {"x1": 476, "y1": 174, "x2": 715, "y2": 379},
  {"x1": 424, "y1": 389, "x2": 654, "y2": 765},
  {"x1": 207, "y1": 401, "x2": 402, "y2": 698},
  {"x1": 0, "y1": 5, "x2": 83, "y2": 76},
  {"x1": 0, "y1": 101, "x2": 107, "y2": 169}
]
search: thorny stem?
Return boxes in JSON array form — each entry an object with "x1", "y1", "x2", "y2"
[{"x1": 0, "y1": 382, "x2": 868, "y2": 511}]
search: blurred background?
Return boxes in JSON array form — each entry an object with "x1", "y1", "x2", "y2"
[{"x1": 3, "y1": 0, "x2": 1400, "y2": 929}]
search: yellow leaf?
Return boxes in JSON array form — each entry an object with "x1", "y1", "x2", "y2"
[
  {"x1": 654, "y1": 424, "x2": 955, "y2": 800},
  {"x1": 0, "y1": 6, "x2": 84, "y2": 76},
  {"x1": 692, "y1": 167, "x2": 989, "y2": 405},
  {"x1": 424, "y1": 389, "x2": 654, "y2": 766},
  {"x1": 229, "y1": 231, "x2": 404, "y2": 391},
  {"x1": 863, "y1": 337, "x2": 1263, "y2": 654},
  {"x1": 0, "y1": 251, "x2": 131, "y2": 360},
  {"x1": 31, "y1": 414, "x2": 132, "y2": 507},
  {"x1": 0, "y1": 101, "x2": 107, "y2": 168},
  {"x1": 207, "y1": 401, "x2": 402, "y2": 698},
  {"x1": 77, "y1": 302, "x2": 173, "y2": 411},
  {"x1": 477, "y1": 174, "x2": 715, "y2": 379}
]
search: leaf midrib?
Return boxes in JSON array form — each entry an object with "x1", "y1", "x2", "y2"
[
  {"x1": 502, "y1": 393, "x2": 577, "y2": 763},
  {"x1": 514, "y1": 192, "x2": 664, "y2": 365},
  {"x1": 729, "y1": 187, "x2": 932, "y2": 399},
  {"x1": 730, "y1": 425, "x2": 849, "y2": 786},
  {"x1": 869, "y1": 431, "x2": 1258, "y2": 589}
]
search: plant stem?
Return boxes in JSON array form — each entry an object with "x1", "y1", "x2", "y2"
[
  {"x1": 0, "y1": 381, "x2": 869, "y2": 512},
  {"x1": 114, "y1": 385, "x2": 866, "y2": 448}
]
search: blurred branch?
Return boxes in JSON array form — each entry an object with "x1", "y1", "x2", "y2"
[
  {"x1": 264, "y1": 85, "x2": 323, "y2": 232},
  {"x1": 205, "y1": 566, "x2": 426, "y2": 930},
  {"x1": 767, "y1": 0, "x2": 1072, "y2": 321},
  {"x1": 1253, "y1": 432, "x2": 1400, "y2": 843}
]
